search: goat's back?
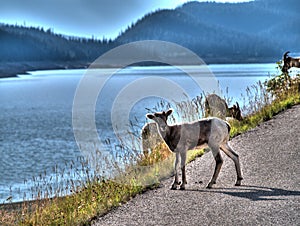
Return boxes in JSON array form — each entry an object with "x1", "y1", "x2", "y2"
[
  {"x1": 199, "y1": 117, "x2": 230, "y2": 145},
  {"x1": 141, "y1": 122, "x2": 162, "y2": 152},
  {"x1": 172, "y1": 117, "x2": 230, "y2": 150},
  {"x1": 205, "y1": 94, "x2": 228, "y2": 119}
]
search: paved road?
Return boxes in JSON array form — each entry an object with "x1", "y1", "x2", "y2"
[{"x1": 93, "y1": 105, "x2": 300, "y2": 226}]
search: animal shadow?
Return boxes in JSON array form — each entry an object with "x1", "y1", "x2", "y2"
[{"x1": 188, "y1": 185, "x2": 300, "y2": 201}]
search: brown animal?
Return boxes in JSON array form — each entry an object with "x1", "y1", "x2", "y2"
[
  {"x1": 141, "y1": 122, "x2": 162, "y2": 155},
  {"x1": 205, "y1": 94, "x2": 243, "y2": 121},
  {"x1": 146, "y1": 109, "x2": 243, "y2": 190},
  {"x1": 282, "y1": 51, "x2": 300, "y2": 73}
]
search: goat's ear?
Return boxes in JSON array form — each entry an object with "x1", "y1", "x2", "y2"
[
  {"x1": 146, "y1": 114, "x2": 155, "y2": 120},
  {"x1": 166, "y1": 109, "x2": 173, "y2": 117}
]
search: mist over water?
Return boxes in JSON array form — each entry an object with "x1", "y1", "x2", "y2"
[{"x1": 0, "y1": 63, "x2": 277, "y2": 203}]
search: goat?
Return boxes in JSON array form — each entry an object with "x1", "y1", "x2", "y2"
[
  {"x1": 282, "y1": 51, "x2": 300, "y2": 73},
  {"x1": 146, "y1": 109, "x2": 243, "y2": 190},
  {"x1": 205, "y1": 94, "x2": 243, "y2": 121},
  {"x1": 141, "y1": 122, "x2": 163, "y2": 156}
]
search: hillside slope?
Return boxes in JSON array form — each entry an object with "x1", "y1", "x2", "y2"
[
  {"x1": 0, "y1": 0, "x2": 299, "y2": 77},
  {"x1": 116, "y1": 0, "x2": 300, "y2": 63}
]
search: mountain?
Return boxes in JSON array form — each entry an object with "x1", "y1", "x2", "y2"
[
  {"x1": 0, "y1": 24, "x2": 116, "y2": 62},
  {"x1": 0, "y1": 24, "x2": 119, "y2": 77},
  {"x1": 1, "y1": 0, "x2": 300, "y2": 77},
  {"x1": 115, "y1": 0, "x2": 300, "y2": 63}
]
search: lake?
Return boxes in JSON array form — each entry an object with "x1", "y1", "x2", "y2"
[{"x1": 0, "y1": 63, "x2": 278, "y2": 203}]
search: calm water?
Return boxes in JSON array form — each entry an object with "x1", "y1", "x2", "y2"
[{"x1": 0, "y1": 63, "x2": 278, "y2": 203}]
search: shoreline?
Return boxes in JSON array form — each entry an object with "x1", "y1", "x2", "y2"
[
  {"x1": 1, "y1": 103, "x2": 299, "y2": 212},
  {"x1": 0, "y1": 57, "x2": 277, "y2": 79},
  {"x1": 0, "y1": 61, "x2": 89, "y2": 78},
  {"x1": 1, "y1": 95, "x2": 299, "y2": 223}
]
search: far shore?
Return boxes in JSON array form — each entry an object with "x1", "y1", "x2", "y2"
[
  {"x1": 0, "y1": 57, "x2": 278, "y2": 79},
  {"x1": 0, "y1": 61, "x2": 90, "y2": 79}
]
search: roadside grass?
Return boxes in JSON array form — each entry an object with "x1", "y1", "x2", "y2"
[
  {"x1": 1, "y1": 69, "x2": 299, "y2": 225},
  {"x1": 230, "y1": 92, "x2": 300, "y2": 137},
  {"x1": 230, "y1": 71, "x2": 300, "y2": 137},
  {"x1": 1, "y1": 145, "x2": 204, "y2": 225}
]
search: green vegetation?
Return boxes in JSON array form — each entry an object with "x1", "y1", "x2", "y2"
[
  {"x1": 1, "y1": 67, "x2": 300, "y2": 225},
  {"x1": 230, "y1": 62, "x2": 300, "y2": 137}
]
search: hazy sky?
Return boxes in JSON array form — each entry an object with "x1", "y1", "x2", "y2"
[{"x1": 0, "y1": 0, "x2": 252, "y2": 39}]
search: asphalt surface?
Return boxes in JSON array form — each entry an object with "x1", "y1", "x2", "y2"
[{"x1": 93, "y1": 105, "x2": 300, "y2": 226}]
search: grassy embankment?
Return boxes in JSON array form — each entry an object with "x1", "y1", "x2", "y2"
[{"x1": 1, "y1": 66, "x2": 299, "y2": 225}]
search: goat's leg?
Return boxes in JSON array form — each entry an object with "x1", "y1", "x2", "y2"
[
  {"x1": 171, "y1": 152, "x2": 180, "y2": 190},
  {"x1": 207, "y1": 146, "x2": 223, "y2": 188},
  {"x1": 180, "y1": 151, "x2": 187, "y2": 190},
  {"x1": 221, "y1": 143, "x2": 243, "y2": 186}
]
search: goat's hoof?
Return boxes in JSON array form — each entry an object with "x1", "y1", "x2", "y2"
[
  {"x1": 235, "y1": 181, "x2": 242, "y2": 186},
  {"x1": 206, "y1": 182, "x2": 215, "y2": 189},
  {"x1": 180, "y1": 185, "x2": 185, "y2": 190},
  {"x1": 170, "y1": 181, "x2": 181, "y2": 190},
  {"x1": 206, "y1": 184, "x2": 212, "y2": 189},
  {"x1": 235, "y1": 177, "x2": 243, "y2": 186},
  {"x1": 171, "y1": 184, "x2": 178, "y2": 190}
]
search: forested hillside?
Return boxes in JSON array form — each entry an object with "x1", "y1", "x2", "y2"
[
  {"x1": 1, "y1": 0, "x2": 299, "y2": 77},
  {"x1": 0, "y1": 24, "x2": 116, "y2": 62},
  {"x1": 116, "y1": 0, "x2": 300, "y2": 63}
]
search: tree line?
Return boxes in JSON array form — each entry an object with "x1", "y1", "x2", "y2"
[{"x1": 1, "y1": 0, "x2": 299, "y2": 65}]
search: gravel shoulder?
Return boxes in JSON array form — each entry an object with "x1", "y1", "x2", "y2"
[{"x1": 93, "y1": 105, "x2": 300, "y2": 226}]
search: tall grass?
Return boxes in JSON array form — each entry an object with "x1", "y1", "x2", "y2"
[
  {"x1": 230, "y1": 64, "x2": 300, "y2": 137},
  {"x1": 1, "y1": 67, "x2": 300, "y2": 225}
]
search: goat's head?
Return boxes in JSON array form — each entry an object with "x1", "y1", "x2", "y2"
[
  {"x1": 146, "y1": 109, "x2": 173, "y2": 132},
  {"x1": 228, "y1": 102, "x2": 243, "y2": 121},
  {"x1": 283, "y1": 51, "x2": 290, "y2": 61}
]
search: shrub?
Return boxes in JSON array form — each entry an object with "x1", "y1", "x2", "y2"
[{"x1": 265, "y1": 61, "x2": 300, "y2": 99}]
